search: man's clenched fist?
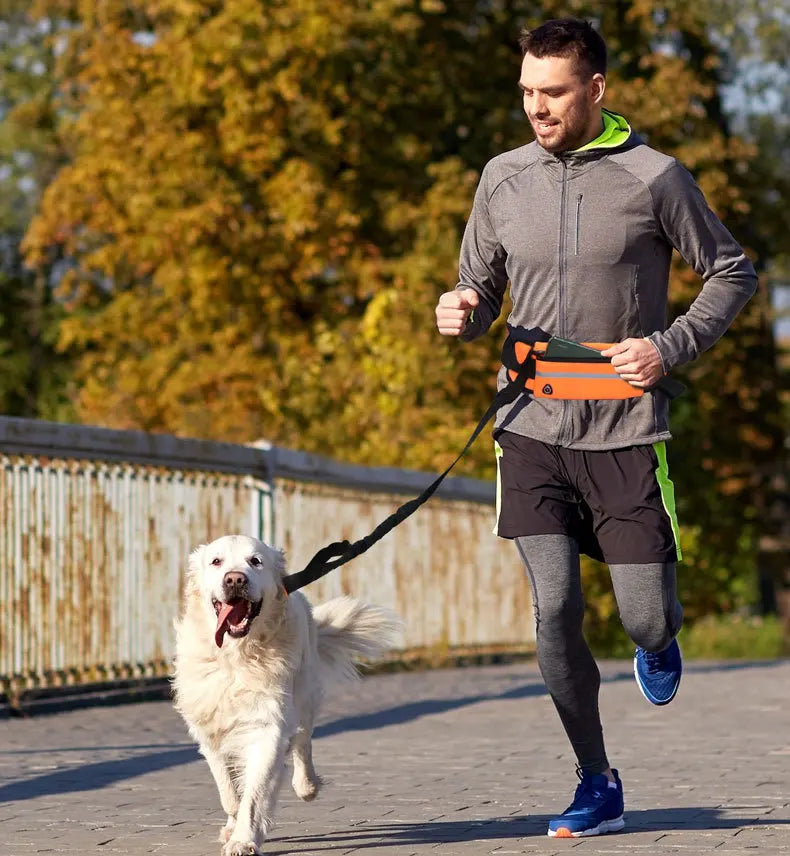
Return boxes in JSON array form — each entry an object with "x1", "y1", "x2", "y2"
[{"x1": 435, "y1": 288, "x2": 480, "y2": 336}]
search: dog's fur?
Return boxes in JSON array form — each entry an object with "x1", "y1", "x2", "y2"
[{"x1": 172, "y1": 534, "x2": 402, "y2": 856}]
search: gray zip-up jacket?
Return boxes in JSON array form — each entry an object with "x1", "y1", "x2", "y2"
[{"x1": 458, "y1": 114, "x2": 758, "y2": 449}]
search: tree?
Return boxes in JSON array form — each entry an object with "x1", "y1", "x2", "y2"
[
  {"x1": 23, "y1": 0, "x2": 526, "y2": 446},
  {"x1": 0, "y1": 2, "x2": 74, "y2": 420},
  {"x1": 703, "y1": 0, "x2": 790, "y2": 639}
]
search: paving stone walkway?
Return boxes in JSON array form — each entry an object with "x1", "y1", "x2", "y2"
[{"x1": 1, "y1": 659, "x2": 789, "y2": 855}]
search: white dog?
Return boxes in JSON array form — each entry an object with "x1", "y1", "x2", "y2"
[{"x1": 172, "y1": 534, "x2": 402, "y2": 856}]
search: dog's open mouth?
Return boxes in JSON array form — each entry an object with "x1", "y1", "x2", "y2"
[{"x1": 213, "y1": 598, "x2": 263, "y2": 647}]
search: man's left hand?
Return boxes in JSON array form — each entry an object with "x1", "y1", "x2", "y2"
[{"x1": 600, "y1": 338, "x2": 663, "y2": 388}]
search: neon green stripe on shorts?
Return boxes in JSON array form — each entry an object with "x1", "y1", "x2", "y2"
[
  {"x1": 653, "y1": 441, "x2": 682, "y2": 561},
  {"x1": 493, "y1": 439, "x2": 504, "y2": 535}
]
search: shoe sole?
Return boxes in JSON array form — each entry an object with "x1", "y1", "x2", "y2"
[
  {"x1": 548, "y1": 816, "x2": 626, "y2": 838},
  {"x1": 633, "y1": 646, "x2": 682, "y2": 706}
]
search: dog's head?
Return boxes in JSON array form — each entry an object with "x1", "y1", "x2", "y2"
[{"x1": 187, "y1": 535, "x2": 287, "y2": 648}]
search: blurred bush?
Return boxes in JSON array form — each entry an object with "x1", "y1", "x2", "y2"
[{"x1": 679, "y1": 614, "x2": 786, "y2": 660}]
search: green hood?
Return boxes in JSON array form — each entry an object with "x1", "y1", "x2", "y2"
[{"x1": 573, "y1": 108, "x2": 631, "y2": 152}]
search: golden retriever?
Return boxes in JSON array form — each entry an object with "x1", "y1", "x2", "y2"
[{"x1": 172, "y1": 534, "x2": 402, "y2": 856}]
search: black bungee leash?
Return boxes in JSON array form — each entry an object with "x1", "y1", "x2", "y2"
[{"x1": 281, "y1": 350, "x2": 535, "y2": 594}]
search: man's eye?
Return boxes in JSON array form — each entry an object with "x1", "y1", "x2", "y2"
[{"x1": 211, "y1": 557, "x2": 222, "y2": 566}]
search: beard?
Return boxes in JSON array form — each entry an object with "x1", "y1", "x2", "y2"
[{"x1": 530, "y1": 101, "x2": 595, "y2": 153}]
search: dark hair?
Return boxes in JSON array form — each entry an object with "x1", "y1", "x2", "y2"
[{"x1": 518, "y1": 18, "x2": 607, "y2": 79}]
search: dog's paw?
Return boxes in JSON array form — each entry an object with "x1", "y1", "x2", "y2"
[
  {"x1": 218, "y1": 816, "x2": 236, "y2": 843},
  {"x1": 292, "y1": 772, "x2": 321, "y2": 801},
  {"x1": 222, "y1": 841, "x2": 262, "y2": 856}
]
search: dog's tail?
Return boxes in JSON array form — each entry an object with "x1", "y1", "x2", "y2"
[{"x1": 312, "y1": 596, "x2": 403, "y2": 683}]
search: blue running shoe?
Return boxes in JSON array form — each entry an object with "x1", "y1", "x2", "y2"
[
  {"x1": 547, "y1": 768, "x2": 625, "y2": 838},
  {"x1": 634, "y1": 638, "x2": 682, "y2": 705}
]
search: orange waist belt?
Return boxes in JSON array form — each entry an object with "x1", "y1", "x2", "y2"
[{"x1": 506, "y1": 340, "x2": 643, "y2": 400}]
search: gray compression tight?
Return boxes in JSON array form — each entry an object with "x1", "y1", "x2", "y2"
[{"x1": 515, "y1": 534, "x2": 683, "y2": 775}]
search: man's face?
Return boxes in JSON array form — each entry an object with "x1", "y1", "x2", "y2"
[{"x1": 519, "y1": 53, "x2": 604, "y2": 153}]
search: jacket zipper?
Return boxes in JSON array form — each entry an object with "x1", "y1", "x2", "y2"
[
  {"x1": 574, "y1": 194, "x2": 583, "y2": 255},
  {"x1": 558, "y1": 159, "x2": 568, "y2": 338},
  {"x1": 557, "y1": 159, "x2": 569, "y2": 443}
]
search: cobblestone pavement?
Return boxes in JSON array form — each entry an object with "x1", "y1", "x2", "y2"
[{"x1": 1, "y1": 659, "x2": 789, "y2": 855}]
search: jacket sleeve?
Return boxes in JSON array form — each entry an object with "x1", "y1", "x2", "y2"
[
  {"x1": 646, "y1": 160, "x2": 758, "y2": 371},
  {"x1": 455, "y1": 164, "x2": 509, "y2": 342}
]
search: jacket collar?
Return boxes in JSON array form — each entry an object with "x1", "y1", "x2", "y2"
[{"x1": 536, "y1": 109, "x2": 638, "y2": 168}]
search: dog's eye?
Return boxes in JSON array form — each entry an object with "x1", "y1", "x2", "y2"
[
  {"x1": 249, "y1": 556, "x2": 261, "y2": 566},
  {"x1": 211, "y1": 557, "x2": 222, "y2": 566}
]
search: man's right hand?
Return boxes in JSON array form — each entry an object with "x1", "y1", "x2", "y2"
[{"x1": 435, "y1": 288, "x2": 480, "y2": 336}]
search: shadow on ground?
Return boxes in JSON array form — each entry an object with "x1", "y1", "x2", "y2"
[
  {"x1": 267, "y1": 808, "x2": 790, "y2": 851},
  {"x1": 0, "y1": 747, "x2": 200, "y2": 802},
  {"x1": 313, "y1": 676, "x2": 554, "y2": 739}
]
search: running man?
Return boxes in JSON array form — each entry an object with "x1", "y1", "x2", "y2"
[{"x1": 435, "y1": 18, "x2": 757, "y2": 838}]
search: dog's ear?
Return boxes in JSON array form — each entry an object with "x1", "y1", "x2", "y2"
[
  {"x1": 266, "y1": 545, "x2": 288, "y2": 599},
  {"x1": 179, "y1": 544, "x2": 206, "y2": 608},
  {"x1": 187, "y1": 543, "x2": 207, "y2": 579},
  {"x1": 271, "y1": 546, "x2": 287, "y2": 577}
]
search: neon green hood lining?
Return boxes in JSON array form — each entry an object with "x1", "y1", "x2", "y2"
[{"x1": 573, "y1": 108, "x2": 631, "y2": 152}]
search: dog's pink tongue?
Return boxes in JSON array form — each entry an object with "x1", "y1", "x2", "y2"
[{"x1": 214, "y1": 601, "x2": 247, "y2": 648}]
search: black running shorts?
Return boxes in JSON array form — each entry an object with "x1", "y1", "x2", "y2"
[{"x1": 493, "y1": 430, "x2": 681, "y2": 564}]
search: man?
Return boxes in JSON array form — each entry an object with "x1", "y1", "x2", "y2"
[{"x1": 435, "y1": 18, "x2": 757, "y2": 839}]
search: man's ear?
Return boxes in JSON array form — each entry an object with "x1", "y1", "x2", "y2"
[{"x1": 591, "y1": 72, "x2": 606, "y2": 105}]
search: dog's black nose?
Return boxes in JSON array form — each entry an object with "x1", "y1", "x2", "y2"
[{"x1": 223, "y1": 571, "x2": 247, "y2": 588}]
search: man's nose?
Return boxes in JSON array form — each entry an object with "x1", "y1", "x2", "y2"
[{"x1": 526, "y1": 93, "x2": 548, "y2": 117}]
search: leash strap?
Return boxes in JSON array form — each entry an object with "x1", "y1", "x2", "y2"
[{"x1": 281, "y1": 356, "x2": 535, "y2": 594}]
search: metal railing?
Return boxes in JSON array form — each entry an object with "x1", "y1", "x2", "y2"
[{"x1": 0, "y1": 417, "x2": 533, "y2": 704}]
